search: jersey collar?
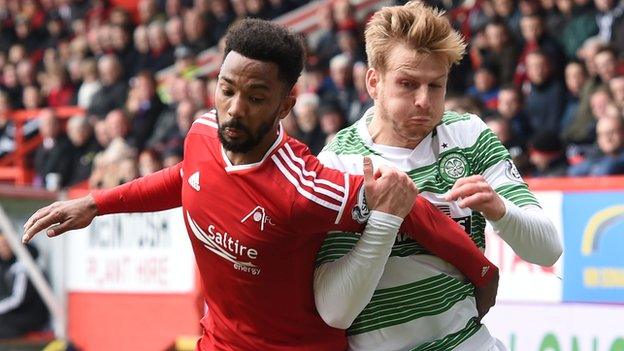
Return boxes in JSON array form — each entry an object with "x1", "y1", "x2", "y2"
[{"x1": 221, "y1": 123, "x2": 285, "y2": 173}]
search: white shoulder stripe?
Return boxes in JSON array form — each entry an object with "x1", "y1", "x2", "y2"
[
  {"x1": 334, "y1": 173, "x2": 349, "y2": 224},
  {"x1": 283, "y1": 143, "x2": 345, "y2": 193},
  {"x1": 276, "y1": 148, "x2": 344, "y2": 202},
  {"x1": 193, "y1": 118, "x2": 218, "y2": 129},
  {"x1": 271, "y1": 154, "x2": 341, "y2": 212}
]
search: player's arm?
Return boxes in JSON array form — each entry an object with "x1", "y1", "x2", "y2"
[
  {"x1": 446, "y1": 123, "x2": 562, "y2": 266},
  {"x1": 22, "y1": 163, "x2": 183, "y2": 243}
]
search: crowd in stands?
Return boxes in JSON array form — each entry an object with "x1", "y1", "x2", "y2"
[{"x1": 0, "y1": 0, "x2": 623, "y2": 192}]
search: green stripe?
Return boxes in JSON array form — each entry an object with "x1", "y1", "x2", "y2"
[
  {"x1": 411, "y1": 318, "x2": 483, "y2": 351},
  {"x1": 347, "y1": 274, "x2": 474, "y2": 335},
  {"x1": 496, "y1": 183, "x2": 541, "y2": 208},
  {"x1": 441, "y1": 111, "x2": 472, "y2": 125}
]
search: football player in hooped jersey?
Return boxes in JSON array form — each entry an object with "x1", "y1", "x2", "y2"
[
  {"x1": 315, "y1": 2, "x2": 563, "y2": 351},
  {"x1": 23, "y1": 19, "x2": 498, "y2": 350}
]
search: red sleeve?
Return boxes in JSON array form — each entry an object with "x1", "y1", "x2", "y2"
[
  {"x1": 400, "y1": 197, "x2": 498, "y2": 287},
  {"x1": 92, "y1": 162, "x2": 183, "y2": 215}
]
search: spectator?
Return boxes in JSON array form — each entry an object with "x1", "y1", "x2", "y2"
[
  {"x1": 133, "y1": 25, "x2": 151, "y2": 72},
  {"x1": 568, "y1": 113, "x2": 624, "y2": 175},
  {"x1": 479, "y1": 19, "x2": 520, "y2": 86},
  {"x1": 110, "y1": 24, "x2": 140, "y2": 80},
  {"x1": 497, "y1": 85, "x2": 533, "y2": 144},
  {"x1": 21, "y1": 85, "x2": 43, "y2": 110},
  {"x1": 146, "y1": 20, "x2": 175, "y2": 73},
  {"x1": 184, "y1": 9, "x2": 213, "y2": 53},
  {"x1": 529, "y1": 130, "x2": 570, "y2": 176},
  {"x1": 66, "y1": 115, "x2": 101, "y2": 186},
  {"x1": 165, "y1": 16, "x2": 186, "y2": 48},
  {"x1": 0, "y1": 231, "x2": 49, "y2": 339},
  {"x1": 76, "y1": 58, "x2": 102, "y2": 109},
  {"x1": 594, "y1": 0, "x2": 624, "y2": 52},
  {"x1": 293, "y1": 92, "x2": 325, "y2": 154},
  {"x1": 87, "y1": 54, "x2": 128, "y2": 119},
  {"x1": 44, "y1": 65, "x2": 75, "y2": 107},
  {"x1": 319, "y1": 103, "x2": 347, "y2": 139},
  {"x1": 525, "y1": 50, "x2": 566, "y2": 133},
  {"x1": 562, "y1": 61, "x2": 588, "y2": 130},
  {"x1": 486, "y1": 115, "x2": 531, "y2": 174},
  {"x1": 33, "y1": 109, "x2": 73, "y2": 190},
  {"x1": 207, "y1": 0, "x2": 236, "y2": 44},
  {"x1": 467, "y1": 64, "x2": 500, "y2": 110},
  {"x1": 320, "y1": 54, "x2": 357, "y2": 123},
  {"x1": 126, "y1": 71, "x2": 165, "y2": 152},
  {"x1": 556, "y1": 0, "x2": 599, "y2": 59},
  {"x1": 609, "y1": 75, "x2": 624, "y2": 110},
  {"x1": 138, "y1": 148, "x2": 162, "y2": 176},
  {"x1": 347, "y1": 61, "x2": 373, "y2": 124}
]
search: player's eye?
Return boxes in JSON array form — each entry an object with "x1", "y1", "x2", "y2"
[{"x1": 249, "y1": 96, "x2": 265, "y2": 104}]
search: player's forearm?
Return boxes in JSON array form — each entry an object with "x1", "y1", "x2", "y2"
[
  {"x1": 93, "y1": 162, "x2": 183, "y2": 215},
  {"x1": 491, "y1": 199, "x2": 562, "y2": 266},
  {"x1": 314, "y1": 211, "x2": 402, "y2": 329},
  {"x1": 402, "y1": 197, "x2": 498, "y2": 287}
]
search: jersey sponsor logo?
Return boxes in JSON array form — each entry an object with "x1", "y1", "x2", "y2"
[
  {"x1": 438, "y1": 152, "x2": 470, "y2": 183},
  {"x1": 351, "y1": 185, "x2": 370, "y2": 224},
  {"x1": 481, "y1": 265, "x2": 490, "y2": 277},
  {"x1": 188, "y1": 171, "x2": 200, "y2": 191},
  {"x1": 240, "y1": 206, "x2": 275, "y2": 231},
  {"x1": 505, "y1": 159, "x2": 523, "y2": 182},
  {"x1": 186, "y1": 211, "x2": 261, "y2": 276}
]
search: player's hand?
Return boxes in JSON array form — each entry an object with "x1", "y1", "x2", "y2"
[
  {"x1": 363, "y1": 157, "x2": 418, "y2": 218},
  {"x1": 474, "y1": 267, "x2": 499, "y2": 321},
  {"x1": 445, "y1": 175, "x2": 506, "y2": 221},
  {"x1": 22, "y1": 194, "x2": 98, "y2": 243}
]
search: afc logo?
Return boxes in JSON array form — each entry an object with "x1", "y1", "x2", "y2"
[{"x1": 241, "y1": 206, "x2": 275, "y2": 231}]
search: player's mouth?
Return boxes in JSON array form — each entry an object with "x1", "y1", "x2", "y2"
[{"x1": 224, "y1": 127, "x2": 248, "y2": 138}]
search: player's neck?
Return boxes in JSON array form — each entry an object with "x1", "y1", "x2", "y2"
[{"x1": 225, "y1": 131, "x2": 279, "y2": 165}]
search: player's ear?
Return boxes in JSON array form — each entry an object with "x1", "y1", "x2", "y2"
[
  {"x1": 277, "y1": 92, "x2": 296, "y2": 121},
  {"x1": 366, "y1": 68, "x2": 380, "y2": 99}
]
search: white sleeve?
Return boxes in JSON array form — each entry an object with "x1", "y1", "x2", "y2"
[
  {"x1": 490, "y1": 198, "x2": 563, "y2": 266},
  {"x1": 0, "y1": 264, "x2": 29, "y2": 314},
  {"x1": 314, "y1": 210, "x2": 402, "y2": 329}
]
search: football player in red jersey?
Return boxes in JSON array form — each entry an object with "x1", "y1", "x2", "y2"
[{"x1": 23, "y1": 19, "x2": 498, "y2": 350}]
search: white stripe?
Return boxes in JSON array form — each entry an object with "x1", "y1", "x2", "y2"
[
  {"x1": 335, "y1": 173, "x2": 350, "y2": 224},
  {"x1": 277, "y1": 149, "x2": 344, "y2": 202},
  {"x1": 193, "y1": 119, "x2": 218, "y2": 129},
  {"x1": 272, "y1": 155, "x2": 341, "y2": 212},
  {"x1": 0, "y1": 265, "x2": 28, "y2": 313},
  {"x1": 283, "y1": 143, "x2": 345, "y2": 193}
]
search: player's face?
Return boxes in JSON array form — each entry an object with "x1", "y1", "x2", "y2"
[
  {"x1": 215, "y1": 51, "x2": 294, "y2": 153},
  {"x1": 367, "y1": 43, "x2": 448, "y2": 146}
]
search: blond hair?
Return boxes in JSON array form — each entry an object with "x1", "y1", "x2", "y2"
[{"x1": 365, "y1": 1, "x2": 466, "y2": 71}]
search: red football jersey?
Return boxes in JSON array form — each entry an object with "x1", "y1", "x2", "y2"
[{"x1": 93, "y1": 111, "x2": 497, "y2": 351}]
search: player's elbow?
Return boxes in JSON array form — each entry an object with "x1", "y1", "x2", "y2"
[
  {"x1": 317, "y1": 307, "x2": 354, "y2": 330},
  {"x1": 522, "y1": 239, "x2": 563, "y2": 267}
]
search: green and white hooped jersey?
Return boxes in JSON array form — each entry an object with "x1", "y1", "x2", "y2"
[{"x1": 317, "y1": 109, "x2": 538, "y2": 351}]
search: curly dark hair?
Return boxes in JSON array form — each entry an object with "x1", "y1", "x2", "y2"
[{"x1": 224, "y1": 18, "x2": 305, "y2": 91}]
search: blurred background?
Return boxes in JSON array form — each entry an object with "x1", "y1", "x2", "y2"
[{"x1": 0, "y1": 0, "x2": 622, "y2": 350}]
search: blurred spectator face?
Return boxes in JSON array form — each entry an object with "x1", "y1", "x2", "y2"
[
  {"x1": 138, "y1": 0, "x2": 158, "y2": 24},
  {"x1": 15, "y1": 17, "x2": 31, "y2": 39},
  {"x1": 67, "y1": 116, "x2": 92, "y2": 147},
  {"x1": 564, "y1": 62, "x2": 587, "y2": 96},
  {"x1": 98, "y1": 55, "x2": 122, "y2": 85},
  {"x1": 0, "y1": 234, "x2": 13, "y2": 261},
  {"x1": 8, "y1": 44, "x2": 26, "y2": 64},
  {"x1": 486, "y1": 118, "x2": 512, "y2": 144},
  {"x1": 166, "y1": 0, "x2": 183, "y2": 16},
  {"x1": 184, "y1": 10, "x2": 205, "y2": 42},
  {"x1": 105, "y1": 110, "x2": 130, "y2": 139},
  {"x1": 139, "y1": 150, "x2": 162, "y2": 176},
  {"x1": 556, "y1": 0, "x2": 574, "y2": 14},
  {"x1": 109, "y1": 7, "x2": 131, "y2": 28},
  {"x1": 70, "y1": 36, "x2": 89, "y2": 59},
  {"x1": 485, "y1": 23, "x2": 508, "y2": 51},
  {"x1": 474, "y1": 68, "x2": 497, "y2": 92},
  {"x1": 134, "y1": 73, "x2": 156, "y2": 102},
  {"x1": 110, "y1": 26, "x2": 130, "y2": 50},
  {"x1": 148, "y1": 22, "x2": 169, "y2": 52},
  {"x1": 590, "y1": 89, "x2": 613, "y2": 119},
  {"x1": 337, "y1": 30, "x2": 358, "y2": 55},
  {"x1": 94, "y1": 120, "x2": 111, "y2": 147},
  {"x1": 520, "y1": 16, "x2": 543, "y2": 42},
  {"x1": 497, "y1": 89, "x2": 522, "y2": 118},
  {"x1": 594, "y1": 50, "x2": 617, "y2": 83},
  {"x1": 16, "y1": 60, "x2": 35, "y2": 86},
  {"x1": 97, "y1": 24, "x2": 113, "y2": 52},
  {"x1": 80, "y1": 58, "x2": 99, "y2": 81},
  {"x1": 493, "y1": 0, "x2": 515, "y2": 16},
  {"x1": 329, "y1": 58, "x2": 352, "y2": 89},
  {"x1": 609, "y1": 77, "x2": 624, "y2": 108},
  {"x1": 594, "y1": 0, "x2": 615, "y2": 12},
  {"x1": 320, "y1": 109, "x2": 345, "y2": 135},
  {"x1": 71, "y1": 19, "x2": 87, "y2": 37},
  {"x1": 210, "y1": 0, "x2": 230, "y2": 17},
  {"x1": 189, "y1": 79, "x2": 208, "y2": 108},
  {"x1": 177, "y1": 100, "x2": 197, "y2": 134},
  {"x1": 166, "y1": 17, "x2": 185, "y2": 47},
  {"x1": 245, "y1": 0, "x2": 266, "y2": 15},
  {"x1": 596, "y1": 116, "x2": 624, "y2": 155},
  {"x1": 170, "y1": 77, "x2": 190, "y2": 103},
  {"x1": 526, "y1": 52, "x2": 551, "y2": 85},
  {"x1": 39, "y1": 109, "x2": 60, "y2": 139},
  {"x1": 519, "y1": 0, "x2": 541, "y2": 14},
  {"x1": 134, "y1": 26, "x2": 150, "y2": 54},
  {"x1": 353, "y1": 62, "x2": 368, "y2": 94},
  {"x1": 87, "y1": 27, "x2": 103, "y2": 55},
  {"x1": 2, "y1": 64, "x2": 18, "y2": 88},
  {"x1": 22, "y1": 86, "x2": 42, "y2": 109},
  {"x1": 294, "y1": 94, "x2": 320, "y2": 132},
  {"x1": 332, "y1": 0, "x2": 355, "y2": 27}
]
